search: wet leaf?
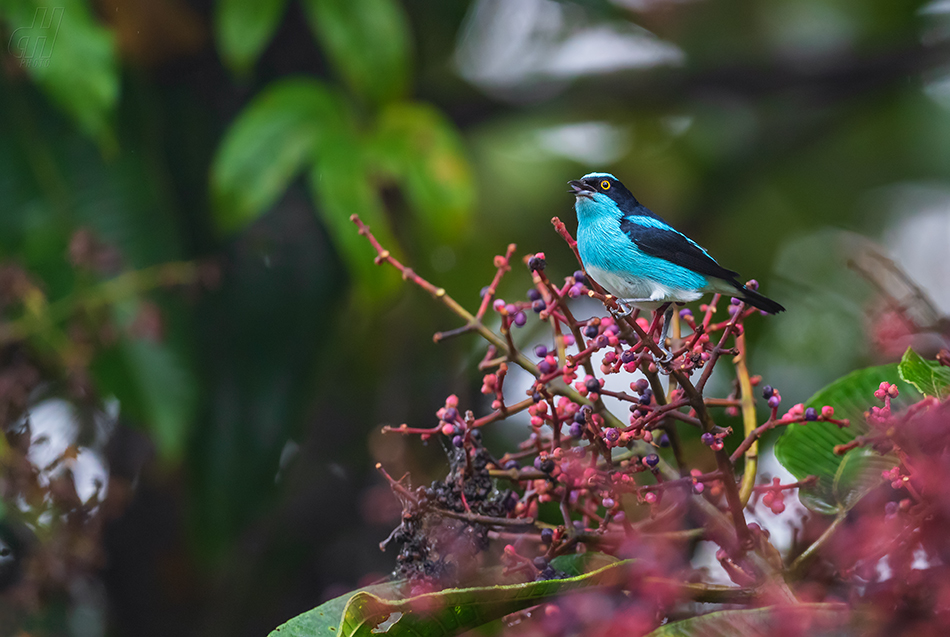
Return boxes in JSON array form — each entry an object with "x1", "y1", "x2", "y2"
[
  {"x1": 774, "y1": 363, "x2": 919, "y2": 514},
  {"x1": 898, "y1": 347, "x2": 950, "y2": 399}
]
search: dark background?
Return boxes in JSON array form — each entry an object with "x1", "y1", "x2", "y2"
[{"x1": 1, "y1": 0, "x2": 948, "y2": 635}]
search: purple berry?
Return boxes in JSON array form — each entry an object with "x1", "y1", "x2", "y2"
[
  {"x1": 568, "y1": 283, "x2": 583, "y2": 297},
  {"x1": 658, "y1": 433, "x2": 670, "y2": 448},
  {"x1": 605, "y1": 428, "x2": 620, "y2": 442},
  {"x1": 540, "y1": 528, "x2": 554, "y2": 544},
  {"x1": 443, "y1": 407, "x2": 459, "y2": 422},
  {"x1": 731, "y1": 297, "x2": 742, "y2": 305},
  {"x1": 762, "y1": 385, "x2": 774, "y2": 399},
  {"x1": 533, "y1": 556, "x2": 548, "y2": 569},
  {"x1": 767, "y1": 395, "x2": 781, "y2": 409},
  {"x1": 527, "y1": 289, "x2": 542, "y2": 301},
  {"x1": 539, "y1": 458, "x2": 555, "y2": 473},
  {"x1": 452, "y1": 435, "x2": 464, "y2": 448},
  {"x1": 479, "y1": 286, "x2": 490, "y2": 298},
  {"x1": 584, "y1": 324, "x2": 599, "y2": 338},
  {"x1": 804, "y1": 407, "x2": 817, "y2": 421},
  {"x1": 535, "y1": 344, "x2": 548, "y2": 358},
  {"x1": 701, "y1": 432, "x2": 715, "y2": 446},
  {"x1": 645, "y1": 454, "x2": 659, "y2": 467},
  {"x1": 539, "y1": 360, "x2": 555, "y2": 374},
  {"x1": 621, "y1": 349, "x2": 636, "y2": 364},
  {"x1": 573, "y1": 270, "x2": 587, "y2": 284},
  {"x1": 528, "y1": 256, "x2": 546, "y2": 271},
  {"x1": 569, "y1": 423, "x2": 583, "y2": 437},
  {"x1": 679, "y1": 308, "x2": 692, "y2": 319},
  {"x1": 513, "y1": 311, "x2": 527, "y2": 327},
  {"x1": 602, "y1": 498, "x2": 615, "y2": 509},
  {"x1": 585, "y1": 378, "x2": 601, "y2": 393},
  {"x1": 505, "y1": 459, "x2": 520, "y2": 471}
]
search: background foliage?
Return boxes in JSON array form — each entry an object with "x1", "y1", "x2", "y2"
[{"x1": 0, "y1": 0, "x2": 948, "y2": 635}]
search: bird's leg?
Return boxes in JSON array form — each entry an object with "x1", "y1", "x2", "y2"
[{"x1": 654, "y1": 303, "x2": 674, "y2": 364}]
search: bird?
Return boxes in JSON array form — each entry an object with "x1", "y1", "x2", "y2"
[{"x1": 569, "y1": 172, "x2": 784, "y2": 357}]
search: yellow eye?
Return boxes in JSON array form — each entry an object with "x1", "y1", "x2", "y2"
[{"x1": 600, "y1": 180, "x2": 611, "y2": 190}]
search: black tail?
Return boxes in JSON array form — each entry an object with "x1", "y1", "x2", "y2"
[{"x1": 734, "y1": 283, "x2": 785, "y2": 314}]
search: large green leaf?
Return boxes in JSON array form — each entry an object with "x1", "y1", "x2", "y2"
[
  {"x1": 211, "y1": 78, "x2": 348, "y2": 233},
  {"x1": 645, "y1": 603, "x2": 849, "y2": 637},
  {"x1": 898, "y1": 347, "x2": 950, "y2": 399},
  {"x1": 371, "y1": 102, "x2": 475, "y2": 240},
  {"x1": 269, "y1": 558, "x2": 632, "y2": 637},
  {"x1": 300, "y1": 0, "x2": 411, "y2": 103},
  {"x1": 774, "y1": 364, "x2": 920, "y2": 514},
  {"x1": 214, "y1": 0, "x2": 290, "y2": 76},
  {"x1": 0, "y1": 0, "x2": 118, "y2": 140}
]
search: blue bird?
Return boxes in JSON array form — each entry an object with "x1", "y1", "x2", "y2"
[{"x1": 569, "y1": 172, "x2": 784, "y2": 355}]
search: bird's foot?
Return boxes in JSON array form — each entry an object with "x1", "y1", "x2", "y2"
[{"x1": 609, "y1": 299, "x2": 635, "y2": 319}]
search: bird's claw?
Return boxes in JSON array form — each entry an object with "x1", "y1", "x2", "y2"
[{"x1": 609, "y1": 300, "x2": 634, "y2": 319}]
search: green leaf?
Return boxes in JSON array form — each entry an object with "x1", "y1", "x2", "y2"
[
  {"x1": 211, "y1": 78, "x2": 348, "y2": 233},
  {"x1": 644, "y1": 603, "x2": 849, "y2": 637},
  {"x1": 371, "y1": 102, "x2": 475, "y2": 239},
  {"x1": 269, "y1": 560, "x2": 632, "y2": 637},
  {"x1": 307, "y1": 134, "x2": 400, "y2": 301},
  {"x1": 549, "y1": 551, "x2": 619, "y2": 577},
  {"x1": 0, "y1": 0, "x2": 118, "y2": 140},
  {"x1": 268, "y1": 581, "x2": 401, "y2": 637},
  {"x1": 91, "y1": 335, "x2": 197, "y2": 461},
  {"x1": 774, "y1": 364, "x2": 920, "y2": 514},
  {"x1": 301, "y1": 0, "x2": 411, "y2": 103},
  {"x1": 214, "y1": 0, "x2": 289, "y2": 76},
  {"x1": 898, "y1": 347, "x2": 950, "y2": 399}
]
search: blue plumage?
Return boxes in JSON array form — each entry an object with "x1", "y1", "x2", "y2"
[{"x1": 569, "y1": 172, "x2": 784, "y2": 314}]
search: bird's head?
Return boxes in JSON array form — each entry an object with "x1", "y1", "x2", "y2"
[{"x1": 568, "y1": 173, "x2": 639, "y2": 218}]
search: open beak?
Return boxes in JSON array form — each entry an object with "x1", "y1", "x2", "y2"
[{"x1": 568, "y1": 180, "x2": 595, "y2": 198}]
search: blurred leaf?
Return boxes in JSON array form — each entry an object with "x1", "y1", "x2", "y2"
[
  {"x1": 300, "y1": 0, "x2": 410, "y2": 103},
  {"x1": 308, "y1": 134, "x2": 400, "y2": 300},
  {"x1": 644, "y1": 603, "x2": 849, "y2": 637},
  {"x1": 214, "y1": 0, "x2": 289, "y2": 76},
  {"x1": 549, "y1": 551, "x2": 619, "y2": 577},
  {"x1": 211, "y1": 78, "x2": 348, "y2": 233},
  {"x1": 0, "y1": 0, "x2": 118, "y2": 140},
  {"x1": 898, "y1": 347, "x2": 950, "y2": 399},
  {"x1": 92, "y1": 335, "x2": 197, "y2": 461},
  {"x1": 372, "y1": 102, "x2": 474, "y2": 239},
  {"x1": 774, "y1": 364, "x2": 920, "y2": 514}
]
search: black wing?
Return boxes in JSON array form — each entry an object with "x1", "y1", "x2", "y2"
[{"x1": 620, "y1": 215, "x2": 740, "y2": 283}]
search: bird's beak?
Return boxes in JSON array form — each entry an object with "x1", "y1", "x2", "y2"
[{"x1": 568, "y1": 180, "x2": 595, "y2": 198}]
